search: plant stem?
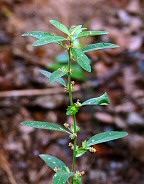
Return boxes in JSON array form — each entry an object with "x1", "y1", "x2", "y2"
[
  {"x1": 73, "y1": 114, "x2": 77, "y2": 172},
  {"x1": 67, "y1": 46, "x2": 77, "y2": 183},
  {"x1": 68, "y1": 48, "x2": 73, "y2": 106}
]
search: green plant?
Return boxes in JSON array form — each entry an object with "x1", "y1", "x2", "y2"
[{"x1": 21, "y1": 20, "x2": 128, "y2": 184}]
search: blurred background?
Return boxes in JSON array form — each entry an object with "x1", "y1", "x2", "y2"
[{"x1": 0, "y1": 0, "x2": 144, "y2": 183}]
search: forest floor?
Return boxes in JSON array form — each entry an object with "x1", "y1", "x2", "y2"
[{"x1": 0, "y1": 0, "x2": 144, "y2": 183}]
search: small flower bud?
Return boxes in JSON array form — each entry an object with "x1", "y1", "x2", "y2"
[
  {"x1": 69, "y1": 133, "x2": 77, "y2": 139},
  {"x1": 74, "y1": 170, "x2": 85, "y2": 178},
  {"x1": 70, "y1": 84, "x2": 74, "y2": 91},
  {"x1": 73, "y1": 133, "x2": 77, "y2": 137},
  {"x1": 70, "y1": 69, "x2": 74, "y2": 73},
  {"x1": 68, "y1": 142, "x2": 74, "y2": 147},
  {"x1": 89, "y1": 147, "x2": 97, "y2": 153},
  {"x1": 75, "y1": 100, "x2": 81, "y2": 107},
  {"x1": 64, "y1": 86, "x2": 69, "y2": 92},
  {"x1": 80, "y1": 171, "x2": 85, "y2": 176},
  {"x1": 67, "y1": 36, "x2": 70, "y2": 41},
  {"x1": 64, "y1": 123, "x2": 70, "y2": 129},
  {"x1": 71, "y1": 81, "x2": 75, "y2": 85},
  {"x1": 54, "y1": 167, "x2": 61, "y2": 172}
]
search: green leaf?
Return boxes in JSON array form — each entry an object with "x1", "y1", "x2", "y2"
[
  {"x1": 73, "y1": 39, "x2": 83, "y2": 49},
  {"x1": 32, "y1": 35, "x2": 67, "y2": 46},
  {"x1": 72, "y1": 48, "x2": 91, "y2": 72},
  {"x1": 83, "y1": 42, "x2": 120, "y2": 53},
  {"x1": 21, "y1": 121, "x2": 71, "y2": 134},
  {"x1": 76, "y1": 148, "x2": 88, "y2": 158},
  {"x1": 81, "y1": 92, "x2": 110, "y2": 106},
  {"x1": 48, "y1": 62, "x2": 86, "y2": 81},
  {"x1": 77, "y1": 31, "x2": 109, "y2": 38},
  {"x1": 40, "y1": 69, "x2": 66, "y2": 87},
  {"x1": 71, "y1": 65, "x2": 86, "y2": 81},
  {"x1": 72, "y1": 28, "x2": 86, "y2": 41},
  {"x1": 53, "y1": 171, "x2": 74, "y2": 184},
  {"x1": 71, "y1": 25, "x2": 82, "y2": 34},
  {"x1": 76, "y1": 140, "x2": 89, "y2": 158},
  {"x1": 71, "y1": 125, "x2": 80, "y2": 133},
  {"x1": 88, "y1": 131, "x2": 128, "y2": 147},
  {"x1": 73, "y1": 178, "x2": 82, "y2": 184},
  {"x1": 56, "y1": 53, "x2": 69, "y2": 63},
  {"x1": 69, "y1": 26, "x2": 76, "y2": 34},
  {"x1": 50, "y1": 67, "x2": 68, "y2": 83},
  {"x1": 22, "y1": 31, "x2": 54, "y2": 39},
  {"x1": 39, "y1": 154, "x2": 68, "y2": 171},
  {"x1": 66, "y1": 104, "x2": 81, "y2": 116},
  {"x1": 70, "y1": 25, "x2": 86, "y2": 40},
  {"x1": 73, "y1": 172, "x2": 83, "y2": 184},
  {"x1": 40, "y1": 69, "x2": 51, "y2": 78},
  {"x1": 50, "y1": 20, "x2": 70, "y2": 35},
  {"x1": 82, "y1": 140, "x2": 88, "y2": 149}
]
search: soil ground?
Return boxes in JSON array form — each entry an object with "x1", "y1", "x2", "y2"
[{"x1": 0, "y1": 0, "x2": 144, "y2": 183}]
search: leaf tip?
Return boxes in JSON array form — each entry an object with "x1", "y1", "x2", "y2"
[
  {"x1": 123, "y1": 132, "x2": 128, "y2": 137},
  {"x1": 39, "y1": 69, "x2": 43, "y2": 74},
  {"x1": 114, "y1": 44, "x2": 120, "y2": 48},
  {"x1": 32, "y1": 42, "x2": 38, "y2": 47},
  {"x1": 39, "y1": 69, "x2": 46, "y2": 75},
  {"x1": 88, "y1": 66, "x2": 92, "y2": 72},
  {"x1": 50, "y1": 20, "x2": 57, "y2": 26},
  {"x1": 21, "y1": 121, "x2": 26, "y2": 125},
  {"x1": 21, "y1": 33, "x2": 27, "y2": 37},
  {"x1": 39, "y1": 154, "x2": 47, "y2": 161},
  {"x1": 50, "y1": 19, "x2": 54, "y2": 23},
  {"x1": 39, "y1": 154, "x2": 44, "y2": 158}
]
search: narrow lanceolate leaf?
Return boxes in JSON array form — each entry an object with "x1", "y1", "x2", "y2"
[
  {"x1": 72, "y1": 28, "x2": 86, "y2": 41},
  {"x1": 56, "y1": 53, "x2": 69, "y2": 63},
  {"x1": 50, "y1": 67, "x2": 68, "y2": 83},
  {"x1": 21, "y1": 121, "x2": 71, "y2": 134},
  {"x1": 83, "y1": 42, "x2": 120, "y2": 53},
  {"x1": 50, "y1": 20, "x2": 70, "y2": 35},
  {"x1": 53, "y1": 171, "x2": 74, "y2": 184},
  {"x1": 81, "y1": 92, "x2": 110, "y2": 106},
  {"x1": 69, "y1": 26, "x2": 76, "y2": 34},
  {"x1": 72, "y1": 48, "x2": 91, "y2": 72},
  {"x1": 39, "y1": 154, "x2": 68, "y2": 171},
  {"x1": 71, "y1": 25, "x2": 82, "y2": 35},
  {"x1": 77, "y1": 31, "x2": 109, "y2": 38},
  {"x1": 71, "y1": 25, "x2": 86, "y2": 40},
  {"x1": 48, "y1": 62, "x2": 86, "y2": 81},
  {"x1": 40, "y1": 70, "x2": 66, "y2": 87},
  {"x1": 21, "y1": 31, "x2": 54, "y2": 39},
  {"x1": 32, "y1": 35, "x2": 67, "y2": 46},
  {"x1": 88, "y1": 131, "x2": 128, "y2": 147}
]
